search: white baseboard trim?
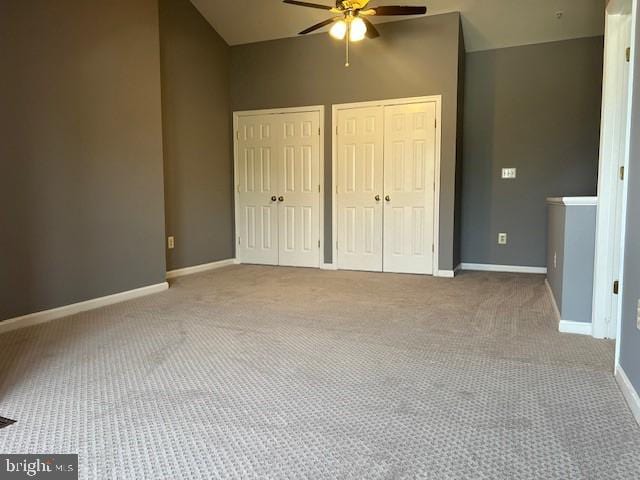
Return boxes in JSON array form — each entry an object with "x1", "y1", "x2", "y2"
[
  {"x1": 320, "y1": 263, "x2": 338, "y2": 271},
  {"x1": 461, "y1": 263, "x2": 547, "y2": 274},
  {"x1": 435, "y1": 269, "x2": 455, "y2": 278},
  {"x1": 166, "y1": 258, "x2": 237, "y2": 279},
  {"x1": 558, "y1": 320, "x2": 593, "y2": 336},
  {"x1": 615, "y1": 366, "x2": 640, "y2": 426},
  {"x1": 0, "y1": 282, "x2": 169, "y2": 336},
  {"x1": 545, "y1": 280, "x2": 593, "y2": 336}
]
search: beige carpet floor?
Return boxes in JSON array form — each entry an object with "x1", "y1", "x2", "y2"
[{"x1": 0, "y1": 266, "x2": 638, "y2": 479}]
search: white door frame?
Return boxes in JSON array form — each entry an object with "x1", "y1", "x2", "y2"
[
  {"x1": 233, "y1": 105, "x2": 325, "y2": 266},
  {"x1": 331, "y1": 95, "x2": 443, "y2": 275},
  {"x1": 592, "y1": 0, "x2": 635, "y2": 343}
]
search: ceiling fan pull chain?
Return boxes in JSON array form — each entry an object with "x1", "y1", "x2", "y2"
[{"x1": 345, "y1": 22, "x2": 350, "y2": 67}]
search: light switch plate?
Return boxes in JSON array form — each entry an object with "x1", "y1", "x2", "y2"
[
  {"x1": 168, "y1": 236, "x2": 175, "y2": 250},
  {"x1": 498, "y1": 233, "x2": 508, "y2": 245},
  {"x1": 502, "y1": 168, "x2": 517, "y2": 179}
]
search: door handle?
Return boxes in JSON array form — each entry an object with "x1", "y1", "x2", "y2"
[
  {"x1": 375, "y1": 195, "x2": 381, "y2": 202},
  {"x1": 278, "y1": 196, "x2": 285, "y2": 202},
  {"x1": 385, "y1": 195, "x2": 391, "y2": 202},
  {"x1": 271, "y1": 196, "x2": 277, "y2": 202}
]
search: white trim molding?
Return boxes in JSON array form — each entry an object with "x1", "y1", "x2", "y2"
[
  {"x1": 0, "y1": 282, "x2": 169, "y2": 336},
  {"x1": 460, "y1": 263, "x2": 547, "y2": 274},
  {"x1": 546, "y1": 196, "x2": 598, "y2": 206},
  {"x1": 615, "y1": 366, "x2": 640, "y2": 425},
  {"x1": 558, "y1": 320, "x2": 593, "y2": 336},
  {"x1": 545, "y1": 279, "x2": 594, "y2": 336},
  {"x1": 435, "y1": 268, "x2": 457, "y2": 278},
  {"x1": 594, "y1": 0, "x2": 635, "y2": 344},
  {"x1": 166, "y1": 258, "x2": 238, "y2": 280}
]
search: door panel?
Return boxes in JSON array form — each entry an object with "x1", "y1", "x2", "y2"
[
  {"x1": 276, "y1": 112, "x2": 321, "y2": 268},
  {"x1": 337, "y1": 107, "x2": 384, "y2": 272},
  {"x1": 236, "y1": 115, "x2": 279, "y2": 265},
  {"x1": 383, "y1": 103, "x2": 436, "y2": 274}
]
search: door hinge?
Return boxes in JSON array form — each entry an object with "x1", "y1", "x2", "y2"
[
  {"x1": 238, "y1": 236, "x2": 241, "y2": 246},
  {"x1": 318, "y1": 240, "x2": 321, "y2": 248},
  {"x1": 626, "y1": 47, "x2": 631, "y2": 63},
  {"x1": 336, "y1": 126, "x2": 339, "y2": 135},
  {"x1": 318, "y1": 127, "x2": 321, "y2": 136},
  {"x1": 613, "y1": 280, "x2": 619, "y2": 295},
  {"x1": 236, "y1": 131, "x2": 240, "y2": 141},
  {"x1": 434, "y1": 118, "x2": 437, "y2": 129},
  {"x1": 336, "y1": 241, "x2": 338, "y2": 251},
  {"x1": 432, "y1": 244, "x2": 435, "y2": 253},
  {"x1": 620, "y1": 166, "x2": 625, "y2": 181},
  {"x1": 318, "y1": 184, "x2": 321, "y2": 193}
]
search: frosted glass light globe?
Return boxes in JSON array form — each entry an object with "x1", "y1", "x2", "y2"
[
  {"x1": 350, "y1": 17, "x2": 367, "y2": 42},
  {"x1": 330, "y1": 20, "x2": 347, "y2": 40}
]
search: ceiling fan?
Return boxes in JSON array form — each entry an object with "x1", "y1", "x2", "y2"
[{"x1": 283, "y1": 1, "x2": 427, "y2": 66}]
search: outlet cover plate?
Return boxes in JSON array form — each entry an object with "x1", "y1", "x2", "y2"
[{"x1": 498, "y1": 233, "x2": 508, "y2": 245}]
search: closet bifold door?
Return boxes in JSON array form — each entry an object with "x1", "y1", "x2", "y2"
[
  {"x1": 236, "y1": 115, "x2": 279, "y2": 265},
  {"x1": 336, "y1": 107, "x2": 384, "y2": 272},
  {"x1": 276, "y1": 112, "x2": 321, "y2": 268},
  {"x1": 383, "y1": 102, "x2": 436, "y2": 274}
]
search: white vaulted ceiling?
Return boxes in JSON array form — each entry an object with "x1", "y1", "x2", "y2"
[{"x1": 190, "y1": 0, "x2": 605, "y2": 51}]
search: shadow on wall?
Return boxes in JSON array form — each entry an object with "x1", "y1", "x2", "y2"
[{"x1": 461, "y1": 51, "x2": 497, "y2": 264}]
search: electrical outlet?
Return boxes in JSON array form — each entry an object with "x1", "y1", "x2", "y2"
[
  {"x1": 553, "y1": 252, "x2": 557, "y2": 269},
  {"x1": 167, "y1": 236, "x2": 175, "y2": 250},
  {"x1": 637, "y1": 299, "x2": 640, "y2": 330},
  {"x1": 498, "y1": 233, "x2": 508, "y2": 245},
  {"x1": 502, "y1": 168, "x2": 517, "y2": 179}
]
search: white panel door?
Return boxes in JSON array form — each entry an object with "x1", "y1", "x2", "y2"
[
  {"x1": 237, "y1": 115, "x2": 279, "y2": 265},
  {"x1": 383, "y1": 103, "x2": 436, "y2": 274},
  {"x1": 276, "y1": 112, "x2": 321, "y2": 268},
  {"x1": 336, "y1": 107, "x2": 384, "y2": 272}
]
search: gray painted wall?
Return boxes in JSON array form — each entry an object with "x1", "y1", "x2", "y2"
[
  {"x1": 563, "y1": 206, "x2": 596, "y2": 323},
  {"x1": 547, "y1": 202, "x2": 596, "y2": 324},
  {"x1": 159, "y1": 0, "x2": 234, "y2": 271},
  {"x1": 453, "y1": 22, "x2": 466, "y2": 268},
  {"x1": 230, "y1": 13, "x2": 464, "y2": 269},
  {"x1": 546, "y1": 204, "x2": 566, "y2": 312},
  {"x1": 547, "y1": 203, "x2": 596, "y2": 323},
  {"x1": 620, "y1": 5, "x2": 640, "y2": 397},
  {"x1": 461, "y1": 37, "x2": 603, "y2": 268},
  {"x1": 0, "y1": 0, "x2": 166, "y2": 321}
]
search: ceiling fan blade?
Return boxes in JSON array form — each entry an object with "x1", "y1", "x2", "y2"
[
  {"x1": 283, "y1": 0, "x2": 333, "y2": 10},
  {"x1": 299, "y1": 17, "x2": 339, "y2": 35},
  {"x1": 370, "y1": 6, "x2": 427, "y2": 16},
  {"x1": 361, "y1": 17, "x2": 380, "y2": 38}
]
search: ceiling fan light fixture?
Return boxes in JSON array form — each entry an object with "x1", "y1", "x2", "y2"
[
  {"x1": 329, "y1": 20, "x2": 347, "y2": 40},
  {"x1": 349, "y1": 17, "x2": 367, "y2": 42}
]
